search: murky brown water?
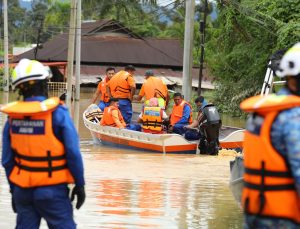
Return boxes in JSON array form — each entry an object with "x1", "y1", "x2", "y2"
[{"x1": 0, "y1": 91, "x2": 243, "y2": 228}]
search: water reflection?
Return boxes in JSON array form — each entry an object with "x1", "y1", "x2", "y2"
[
  {"x1": 0, "y1": 91, "x2": 243, "y2": 229},
  {"x1": 78, "y1": 145, "x2": 243, "y2": 229}
]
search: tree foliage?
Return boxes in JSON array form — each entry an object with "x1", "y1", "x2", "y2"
[
  {"x1": 3, "y1": 0, "x2": 299, "y2": 117},
  {"x1": 206, "y1": 0, "x2": 300, "y2": 116}
]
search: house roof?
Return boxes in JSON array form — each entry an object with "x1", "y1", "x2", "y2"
[
  {"x1": 16, "y1": 19, "x2": 183, "y2": 68},
  {"x1": 79, "y1": 65, "x2": 214, "y2": 89}
]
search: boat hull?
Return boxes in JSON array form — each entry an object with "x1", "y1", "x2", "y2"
[
  {"x1": 83, "y1": 105, "x2": 244, "y2": 154},
  {"x1": 89, "y1": 128, "x2": 198, "y2": 154}
]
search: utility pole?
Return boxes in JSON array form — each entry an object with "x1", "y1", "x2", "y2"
[
  {"x1": 34, "y1": 16, "x2": 44, "y2": 60},
  {"x1": 182, "y1": 0, "x2": 195, "y2": 101},
  {"x1": 3, "y1": 0, "x2": 9, "y2": 92},
  {"x1": 74, "y1": 0, "x2": 81, "y2": 130},
  {"x1": 197, "y1": 0, "x2": 208, "y2": 95},
  {"x1": 66, "y1": 0, "x2": 77, "y2": 109}
]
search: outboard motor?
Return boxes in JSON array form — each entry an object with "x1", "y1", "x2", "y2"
[{"x1": 198, "y1": 104, "x2": 221, "y2": 155}]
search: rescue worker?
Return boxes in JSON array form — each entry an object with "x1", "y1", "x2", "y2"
[
  {"x1": 106, "y1": 65, "x2": 136, "y2": 124},
  {"x1": 184, "y1": 96, "x2": 209, "y2": 140},
  {"x1": 135, "y1": 70, "x2": 169, "y2": 109},
  {"x1": 1, "y1": 59, "x2": 85, "y2": 228},
  {"x1": 241, "y1": 42, "x2": 300, "y2": 229},
  {"x1": 101, "y1": 98, "x2": 127, "y2": 128},
  {"x1": 185, "y1": 97, "x2": 208, "y2": 128},
  {"x1": 91, "y1": 67, "x2": 115, "y2": 111},
  {"x1": 195, "y1": 96, "x2": 208, "y2": 110},
  {"x1": 137, "y1": 97, "x2": 168, "y2": 134},
  {"x1": 169, "y1": 92, "x2": 192, "y2": 135},
  {"x1": 101, "y1": 98, "x2": 141, "y2": 131}
]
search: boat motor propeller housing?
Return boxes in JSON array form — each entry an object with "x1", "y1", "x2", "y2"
[{"x1": 198, "y1": 104, "x2": 221, "y2": 155}]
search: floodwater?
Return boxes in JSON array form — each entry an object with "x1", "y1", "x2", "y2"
[{"x1": 0, "y1": 91, "x2": 244, "y2": 229}]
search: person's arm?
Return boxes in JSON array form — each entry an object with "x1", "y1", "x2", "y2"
[
  {"x1": 106, "y1": 84, "x2": 112, "y2": 98},
  {"x1": 111, "y1": 110, "x2": 126, "y2": 128},
  {"x1": 279, "y1": 117, "x2": 300, "y2": 196},
  {"x1": 164, "y1": 84, "x2": 170, "y2": 108},
  {"x1": 186, "y1": 120, "x2": 199, "y2": 129},
  {"x1": 1, "y1": 121, "x2": 15, "y2": 192},
  {"x1": 137, "y1": 113, "x2": 143, "y2": 123},
  {"x1": 129, "y1": 87, "x2": 136, "y2": 101},
  {"x1": 91, "y1": 88, "x2": 101, "y2": 104},
  {"x1": 165, "y1": 92, "x2": 170, "y2": 108},
  {"x1": 185, "y1": 110, "x2": 203, "y2": 129},
  {"x1": 128, "y1": 76, "x2": 136, "y2": 101},
  {"x1": 175, "y1": 104, "x2": 191, "y2": 125},
  {"x1": 53, "y1": 106, "x2": 85, "y2": 187},
  {"x1": 135, "y1": 85, "x2": 145, "y2": 102}
]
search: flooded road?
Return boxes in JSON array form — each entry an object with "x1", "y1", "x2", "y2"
[{"x1": 0, "y1": 92, "x2": 243, "y2": 228}]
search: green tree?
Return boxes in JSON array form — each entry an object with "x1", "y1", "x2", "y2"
[
  {"x1": 159, "y1": 1, "x2": 214, "y2": 65},
  {"x1": 0, "y1": 0, "x2": 26, "y2": 46},
  {"x1": 206, "y1": 0, "x2": 300, "y2": 116},
  {"x1": 80, "y1": 0, "x2": 165, "y2": 37},
  {"x1": 45, "y1": 1, "x2": 71, "y2": 36}
]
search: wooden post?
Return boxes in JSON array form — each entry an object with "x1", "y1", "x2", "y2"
[
  {"x1": 182, "y1": 0, "x2": 195, "y2": 101},
  {"x1": 74, "y1": 0, "x2": 81, "y2": 130},
  {"x1": 197, "y1": 0, "x2": 208, "y2": 95},
  {"x1": 3, "y1": 0, "x2": 9, "y2": 92},
  {"x1": 66, "y1": 0, "x2": 77, "y2": 109}
]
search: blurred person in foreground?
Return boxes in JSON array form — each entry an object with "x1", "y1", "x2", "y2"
[
  {"x1": 1, "y1": 59, "x2": 85, "y2": 228},
  {"x1": 240, "y1": 42, "x2": 300, "y2": 229}
]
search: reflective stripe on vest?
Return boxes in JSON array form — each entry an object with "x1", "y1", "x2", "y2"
[
  {"x1": 109, "y1": 70, "x2": 131, "y2": 98},
  {"x1": 240, "y1": 94, "x2": 300, "y2": 223},
  {"x1": 1, "y1": 98, "x2": 74, "y2": 188},
  {"x1": 170, "y1": 100, "x2": 192, "y2": 126},
  {"x1": 101, "y1": 106, "x2": 124, "y2": 127},
  {"x1": 142, "y1": 107, "x2": 163, "y2": 131}
]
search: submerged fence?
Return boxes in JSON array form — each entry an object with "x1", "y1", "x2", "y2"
[{"x1": 47, "y1": 82, "x2": 75, "y2": 99}]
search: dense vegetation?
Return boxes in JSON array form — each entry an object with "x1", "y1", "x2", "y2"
[
  {"x1": 0, "y1": 0, "x2": 299, "y2": 116},
  {"x1": 207, "y1": 0, "x2": 300, "y2": 116}
]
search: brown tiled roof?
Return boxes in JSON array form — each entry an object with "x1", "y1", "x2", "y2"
[{"x1": 17, "y1": 20, "x2": 183, "y2": 68}]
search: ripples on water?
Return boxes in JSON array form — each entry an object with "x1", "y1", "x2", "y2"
[
  {"x1": 0, "y1": 92, "x2": 243, "y2": 228},
  {"x1": 76, "y1": 144, "x2": 243, "y2": 229}
]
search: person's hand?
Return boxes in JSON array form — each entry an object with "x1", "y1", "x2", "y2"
[
  {"x1": 71, "y1": 186, "x2": 86, "y2": 209},
  {"x1": 133, "y1": 95, "x2": 139, "y2": 101}
]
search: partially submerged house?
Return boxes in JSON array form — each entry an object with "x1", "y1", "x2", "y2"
[{"x1": 16, "y1": 19, "x2": 213, "y2": 90}]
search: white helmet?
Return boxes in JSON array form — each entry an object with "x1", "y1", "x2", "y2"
[
  {"x1": 276, "y1": 42, "x2": 300, "y2": 78},
  {"x1": 12, "y1": 59, "x2": 50, "y2": 89}
]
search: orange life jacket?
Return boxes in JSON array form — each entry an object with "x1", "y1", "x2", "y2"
[
  {"x1": 143, "y1": 77, "x2": 168, "y2": 101},
  {"x1": 170, "y1": 100, "x2": 192, "y2": 126},
  {"x1": 109, "y1": 70, "x2": 131, "y2": 99},
  {"x1": 240, "y1": 94, "x2": 300, "y2": 223},
  {"x1": 101, "y1": 106, "x2": 124, "y2": 127},
  {"x1": 98, "y1": 77, "x2": 110, "y2": 102},
  {"x1": 142, "y1": 106, "x2": 163, "y2": 132},
  {"x1": 1, "y1": 97, "x2": 74, "y2": 188}
]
